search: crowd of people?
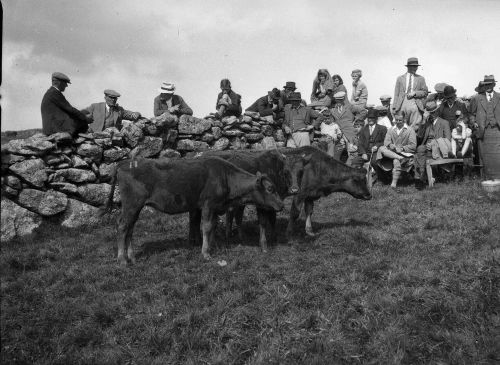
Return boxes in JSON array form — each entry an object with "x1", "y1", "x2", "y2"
[{"x1": 40, "y1": 57, "x2": 500, "y2": 189}]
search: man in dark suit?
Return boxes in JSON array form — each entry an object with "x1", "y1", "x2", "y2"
[
  {"x1": 246, "y1": 88, "x2": 284, "y2": 119},
  {"x1": 469, "y1": 75, "x2": 500, "y2": 180},
  {"x1": 358, "y1": 108, "x2": 387, "y2": 165},
  {"x1": 214, "y1": 79, "x2": 242, "y2": 118},
  {"x1": 85, "y1": 89, "x2": 141, "y2": 132},
  {"x1": 41, "y1": 72, "x2": 93, "y2": 136}
]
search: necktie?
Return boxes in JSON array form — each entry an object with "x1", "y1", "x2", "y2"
[
  {"x1": 338, "y1": 106, "x2": 342, "y2": 113},
  {"x1": 487, "y1": 93, "x2": 492, "y2": 102},
  {"x1": 406, "y1": 74, "x2": 413, "y2": 94}
]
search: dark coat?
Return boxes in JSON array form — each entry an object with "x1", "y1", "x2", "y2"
[
  {"x1": 154, "y1": 94, "x2": 193, "y2": 117},
  {"x1": 358, "y1": 124, "x2": 387, "y2": 155},
  {"x1": 216, "y1": 90, "x2": 242, "y2": 117},
  {"x1": 469, "y1": 91, "x2": 500, "y2": 139},
  {"x1": 246, "y1": 95, "x2": 283, "y2": 117},
  {"x1": 417, "y1": 116, "x2": 452, "y2": 145},
  {"x1": 41, "y1": 87, "x2": 89, "y2": 136}
]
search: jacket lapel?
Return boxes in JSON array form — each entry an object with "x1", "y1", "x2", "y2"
[{"x1": 492, "y1": 92, "x2": 500, "y2": 110}]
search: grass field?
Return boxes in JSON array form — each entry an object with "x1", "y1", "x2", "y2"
[{"x1": 1, "y1": 180, "x2": 499, "y2": 364}]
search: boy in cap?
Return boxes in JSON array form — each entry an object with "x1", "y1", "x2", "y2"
[
  {"x1": 85, "y1": 89, "x2": 141, "y2": 131},
  {"x1": 246, "y1": 88, "x2": 284, "y2": 119},
  {"x1": 379, "y1": 95, "x2": 393, "y2": 123},
  {"x1": 283, "y1": 92, "x2": 315, "y2": 148},
  {"x1": 214, "y1": 79, "x2": 242, "y2": 119},
  {"x1": 319, "y1": 109, "x2": 342, "y2": 157},
  {"x1": 41, "y1": 72, "x2": 93, "y2": 136},
  {"x1": 154, "y1": 82, "x2": 193, "y2": 117}
]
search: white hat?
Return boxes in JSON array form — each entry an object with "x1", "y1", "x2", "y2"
[
  {"x1": 158, "y1": 82, "x2": 175, "y2": 94},
  {"x1": 333, "y1": 91, "x2": 346, "y2": 99}
]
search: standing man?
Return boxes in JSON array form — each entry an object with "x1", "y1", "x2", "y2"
[
  {"x1": 282, "y1": 92, "x2": 314, "y2": 148},
  {"x1": 281, "y1": 81, "x2": 297, "y2": 106},
  {"x1": 393, "y1": 57, "x2": 428, "y2": 131},
  {"x1": 469, "y1": 75, "x2": 500, "y2": 180},
  {"x1": 437, "y1": 85, "x2": 469, "y2": 130},
  {"x1": 41, "y1": 72, "x2": 93, "y2": 136},
  {"x1": 154, "y1": 82, "x2": 193, "y2": 117},
  {"x1": 85, "y1": 89, "x2": 141, "y2": 132}
]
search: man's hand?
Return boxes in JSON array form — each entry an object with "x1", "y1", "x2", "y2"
[
  {"x1": 389, "y1": 143, "x2": 396, "y2": 150},
  {"x1": 362, "y1": 153, "x2": 368, "y2": 161},
  {"x1": 395, "y1": 146, "x2": 403, "y2": 153},
  {"x1": 407, "y1": 91, "x2": 416, "y2": 99},
  {"x1": 131, "y1": 112, "x2": 141, "y2": 120},
  {"x1": 168, "y1": 105, "x2": 179, "y2": 113},
  {"x1": 283, "y1": 125, "x2": 292, "y2": 135},
  {"x1": 371, "y1": 146, "x2": 378, "y2": 152}
]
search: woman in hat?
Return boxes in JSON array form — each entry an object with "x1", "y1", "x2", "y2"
[{"x1": 309, "y1": 69, "x2": 334, "y2": 108}]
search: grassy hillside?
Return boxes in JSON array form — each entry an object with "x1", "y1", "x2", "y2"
[{"x1": 1, "y1": 181, "x2": 499, "y2": 364}]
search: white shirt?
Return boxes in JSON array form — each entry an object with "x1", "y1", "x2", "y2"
[
  {"x1": 395, "y1": 124, "x2": 409, "y2": 136},
  {"x1": 369, "y1": 125, "x2": 375, "y2": 135},
  {"x1": 487, "y1": 92, "x2": 493, "y2": 102},
  {"x1": 377, "y1": 116, "x2": 392, "y2": 130},
  {"x1": 405, "y1": 72, "x2": 414, "y2": 93}
]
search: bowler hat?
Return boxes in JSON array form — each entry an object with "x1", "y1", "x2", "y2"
[
  {"x1": 483, "y1": 75, "x2": 496, "y2": 84},
  {"x1": 366, "y1": 108, "x2": 378, "y2": 119},
  {"x1": 268, "y1": 88, "x2": 281, "y2": 101},
  {"x1": 52, "y1": 72, "x2": 71, "y2": 83},
  {"x1": 158, "y1": 82, "x2": 175, "y2": 94},
  {"x1": 425, "y1": 101, "x2": 439, "y2": 112},
  {"x1": 405, "y1": 57, "x2": 421, "y2": 66},
  {"x1": 288, "y1": 92, "x2": 302, "y2": 101},
  {"x1": 283, "y1": 81, "x2": 296, "y2": 90},
  {"x1": 104, "y1": 89, "x2": 121, "y2": 98},
  {"x1": 443, "y1": 85, "x2": 457, "y2": 99},
  {"x1": 220, "y1": 79, "x2": 232, "y2": 88}
]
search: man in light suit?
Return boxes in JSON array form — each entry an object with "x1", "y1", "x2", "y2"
[
  {"x1": 393, "y1": 57, "x2": 428, "y2": 132},
  {"x1": 469, "y1": 75, "x2": 500, "y2": 180},
  {"x1": 41, "y1": 72, "x2": 93, "y2": 136},
  {"x1": 85, "y1": 89, "x2": 141, "y2": 132}
]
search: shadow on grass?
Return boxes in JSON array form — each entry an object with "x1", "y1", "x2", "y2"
[
  {"x1": 315, "y1": 218, "x2": 373, "y2": 230},
  {"x1": 136, "y1": 237, "x2": 190, "y2": 258}
]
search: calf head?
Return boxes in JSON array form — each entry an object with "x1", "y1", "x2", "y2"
[
  {"x1": 252, "y1": 172, "x2": 284, "y2": 211},
  {"x1": 283, "y1": 153, "x2": 312, "y2": 195},
  {"x1": 344, "y1": 168, "x2": 372, "y2": 200}
]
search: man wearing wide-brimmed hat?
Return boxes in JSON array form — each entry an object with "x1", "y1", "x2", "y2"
[
  {"x1": 85, "y1": 89, "x2": 141, "y2": 131},
  {"x1": 437, "y1": 85, "x2": 469, "y2": 130},
  {"x1": 469, "y1": 75, "x2": 500, "y2": 180},
  {"x1": 282, "y1": 92, "x2": 315, "y2": 148},
  {"x1": 393, "y1": 57, "x2": 428, "y2": 131},
  {"x1": 41, "y1": 72, "x2": 94, "y2": 136},
  {"x1": 280, "y1": 81, "x2": 297, "y2": 106},
  {"x1": 154, "y1": 82, "x2": 193, "y2": 117},
  {"x1": 414, "y1": 101, "x2": 452, "y2": 189}
]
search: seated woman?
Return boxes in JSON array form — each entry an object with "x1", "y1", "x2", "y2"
[{"x1": 309, "y1": 69, "x2": 334, "y2": 109}]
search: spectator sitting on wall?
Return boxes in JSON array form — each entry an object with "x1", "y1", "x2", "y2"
[
  {"x1": 214, "y1": 79, "x2": 242, "y2": 119},
  {"x1": 154, "y1": 82, "x2": 193, "y2": 117},
  {"x1": 246, "y1": 88, "x2": 284, "y2": 120}
]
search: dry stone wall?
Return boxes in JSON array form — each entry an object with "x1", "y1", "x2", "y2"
[{"x1": 1, "y1": 111, "x2": 292, "y2": 241}]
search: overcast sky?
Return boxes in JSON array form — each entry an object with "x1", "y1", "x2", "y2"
[{"x1": 1, "y1": 0, "x2": 499, "y2": 131}]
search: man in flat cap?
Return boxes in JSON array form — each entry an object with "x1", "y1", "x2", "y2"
[
  {"x1": 85, "y1": 89, "x2": 141, "y2": 132},
  {"x1": 393, "y1": 57, "x2": 428, "y2": 131},
  {"x1": 246, "y1": 88, "x2": 284, "y2": 119},
  {"x1": 283, "y1": 92, "x2": 315, "y2": 148},
  {"x1": 41, "y1": 72, "x2": 93, "y2": 136},
  {"x1": 426, "y1": 82, "x2": 448, "y2": 106},
  {"x1": 213, "y1": 79, "x2": 242, "y2": 119},
  {"x1": 379, "y1": 94, "x2": 394, "y2": 123},
  {"x1": 154, "y1": 82, "x2": 193, "y2": 117}
]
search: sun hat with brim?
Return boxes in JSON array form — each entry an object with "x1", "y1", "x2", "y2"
[
  {"x1": 483, "y1": 75, "x2": 496, "y2": 84},
  {"x1": 104, "y1": 89, "x2": 121, "y2": 98},
  {"x1": 52, "y1": 72, "x2": 71, "y2": 83},
  {"x1": 288, "y1": 92, "x2": 302, "y2": 101},
  {"x1": 158, "y1": 82, "x2": 175, "y2": 94},
  {"x1": 405, "y1": 57, "x2": 421, "y2": 66},
  {"x1": 425, "y1": 101, "x2": 439, "y2": 112},
  {"x1": 333, "y1": 91, "x2": 346, "y2": 99}
]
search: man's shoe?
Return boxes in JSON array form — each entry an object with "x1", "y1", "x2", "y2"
[{"x1": 415, "y1": 180, "x2": 425, "y2": 190}]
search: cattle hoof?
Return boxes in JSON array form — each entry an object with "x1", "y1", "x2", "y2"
[
  {"x1": 262, "y1": 248, "x2": 268, "y2": 254},
  {"x1": 305, "y1": 229, "x2": 316, "y2": 237},
  {"x1": 203, "y1": 253, "x2": 211, "y2": 260}
]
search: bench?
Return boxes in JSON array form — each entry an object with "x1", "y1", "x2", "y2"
[{"x1": 426, "y1": 158, "x2": 475, "y2": 187}]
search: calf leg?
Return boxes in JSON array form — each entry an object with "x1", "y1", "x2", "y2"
[
  {"x1": 234, "y1": 206, "x2": 245, "y2": 242},
  {"x1": 189, "y1": 209, "x2": 202, "y2": 246},
  {"x1": 225, "y1": 208, "x2": 234, "y2": 244},
  {"x1": 268, "y1": 211, "x2": 277, "y2": 244},
  {"x1": 201, "y1": 208, "x2": 215, "y2": 260},
  {"x1": 118, "y1": 206, "x2": 143, "y2": 266},
  {"x1": 304, "y1": 199, "x2": 315, "y2": 237},
  {"x1": 256, "y1": 208, "x2": 269, "y2": 253},
  {"x1": 287, "y1": 198, "x2": 302, "y2": 237}
]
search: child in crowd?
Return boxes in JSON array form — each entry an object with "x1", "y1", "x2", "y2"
[
  {"x1": 345, "y1": 119, "x2": 365, "y2": 167},
  {"x1": 451, "y1": 114, "x2": 472, "y2": 158},
  {"x1": 319, "y1": 109, "x2": 342, "y2": 157}
]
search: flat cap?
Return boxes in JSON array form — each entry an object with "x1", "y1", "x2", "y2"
[
  {"x1": 104, "y1": 89, "x2": 121, "y2": 98},
  {"x1": 425, "y1": 101, "x2": 439, "y2": 112},
  {"x1": 333, "y1": 91, "x2": 346, "y2": 99},
  {"x1": 52, "y1": 72, "x2": 71, "y2": 83},
  {"x1": 379, "y1": 94, "x2": 392, "y2": 101},
  {"x1": 434, "y1": 82, "x2": 448, "y2": 93}
]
